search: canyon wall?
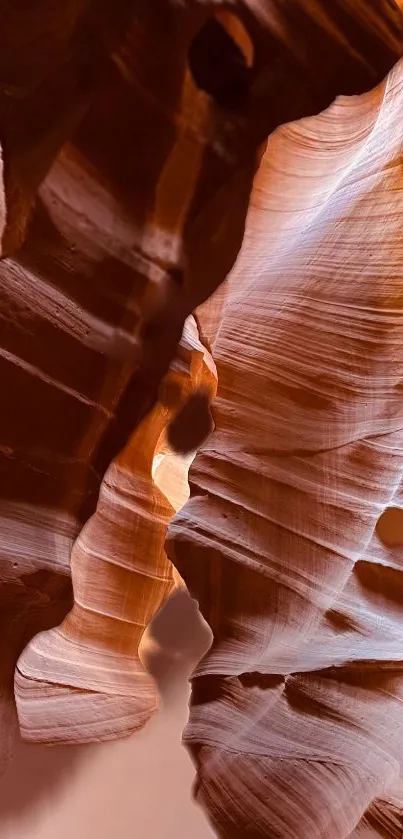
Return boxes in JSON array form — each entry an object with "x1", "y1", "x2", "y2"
[
  {"x1": 15, "y1": 316, "x2": 217, "y2": 744},
  {"x1": 167, "y1": 57, "x2": 403, "y2": 838},
  {"x1": 0, "y1": 2, "x2": 402, "y2": 837}
]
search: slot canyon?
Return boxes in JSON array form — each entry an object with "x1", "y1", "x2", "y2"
[{"x1": 0, "y1": 2, "x2": 403, "y2": 837}]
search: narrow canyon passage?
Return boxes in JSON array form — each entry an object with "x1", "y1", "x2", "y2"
[{"x1": 0, "y1": 4, "x2": 402, "y2": 839}]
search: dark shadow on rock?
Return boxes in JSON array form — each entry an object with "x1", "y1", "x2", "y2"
[
  {"x1": 0, "y1": 735, "x2": 89, "y2": 829},
  {"x1": 0, "y1": 568, "x2": 89, "y2": 825}
]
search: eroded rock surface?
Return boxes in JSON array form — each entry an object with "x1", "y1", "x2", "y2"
[
  {"x1": 167, "y1": 58, "x2": 403, "y2": 838},
  {"x1": 0, "y1": 0, "x2": 402, "y2": 834},
  {"x1": 15, "y1": 317, "x2": 216, "y2": 744}
]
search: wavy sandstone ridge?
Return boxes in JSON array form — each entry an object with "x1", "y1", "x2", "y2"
[
  {"x1": 15, "y1": 317, "x2": 216, "y2": 744},
  {"x1": 0, "y1": 0, "x2": 402, "y2": 810},
  {"x1": 167, "y1": 59, "x2": 403, "y2": 838}
]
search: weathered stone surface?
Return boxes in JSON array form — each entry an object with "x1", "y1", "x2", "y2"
[
  {"x1": 0, "y1": 3, "x2": 402, "y2": 835},
  {"x1": 167, "y1": 56, "x2": 403, "y2": 838},
  {"x1": 15, "y1": 317, "x2": 217, "y2": 744}
]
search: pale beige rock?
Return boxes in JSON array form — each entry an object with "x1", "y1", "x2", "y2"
[
  {"x1": 15, "y1": 316, "x2": 216, "y2": 744},
  {"x1": 167, "y1": 59, "x2": 403, "y2": 838}
]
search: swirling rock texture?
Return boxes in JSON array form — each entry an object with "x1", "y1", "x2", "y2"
[
  {"x1": 15, "y1": 316, "x2": 216, "y2": 744},
  {"x1": 0, "y1": 0, "x2": 402, "y2": 830},
  {"x1": 167, "y1": 57, "x2": 403, "y2": 838}
]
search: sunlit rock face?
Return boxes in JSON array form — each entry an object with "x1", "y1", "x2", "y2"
[
  {"x1": 0, "y1": 0, "x2": 402, "y2": 832},
  {"x1": 167, "y1": 58, "x2": 403, "y2": 838},
  {"x1": 15, "y1": 316, "x2": 217, "y2": 744}
]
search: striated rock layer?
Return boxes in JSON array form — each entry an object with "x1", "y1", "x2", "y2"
[
  {"x1": 0, "y1": 0, "x2": 402, "y2": 812},
  {"x1": 167, "y1": 58, "x2": 403, "y2": 838},
  {"x1": 15, "y1": 317, "x2": 216, "y2": 744}
]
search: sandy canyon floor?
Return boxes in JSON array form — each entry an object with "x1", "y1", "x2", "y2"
[{"x1": 0, "y1": 591, "x2": 215, "y2": 839}]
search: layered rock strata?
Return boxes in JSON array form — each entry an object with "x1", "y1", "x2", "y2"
[
  {"x1": 15, "y1": 317, "x2": 216, "y2": 744},
  {"x1": 167, "y1": 58, "x2": 403, "y2": 838},
  {"x1": 0, "y1": 0, "x2": 402, "y2": 812}
]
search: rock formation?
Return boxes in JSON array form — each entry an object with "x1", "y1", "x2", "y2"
[
  {"x1": 0, "y1": 0, "x2": 402, "y2": 836},
  {"x1": 167, "y1": 56, "x2": 403, "y2": 838},
  {"x1": 15, "y1": 316, "x2": 216, "y2": 743}
]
